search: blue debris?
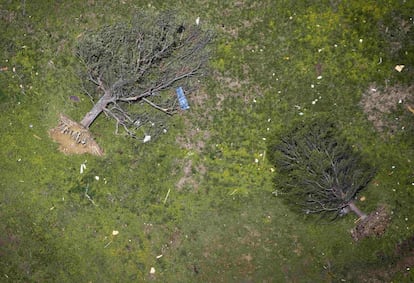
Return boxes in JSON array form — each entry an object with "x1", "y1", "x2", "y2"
[{"x1": 176, "y1": 87, "x2": 190, "y2": 110}]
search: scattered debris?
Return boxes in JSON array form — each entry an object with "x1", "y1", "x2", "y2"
[
  {"x1": 112, "y1": 230, "x2": 119, "y2": 236},
  {"x1": 395, "y1": 64, "x2": 405, "y2": 72},
  {"x1": 176, "y1": 87, "x2": 190, "y2": 110},
  {"x1": 163, "y1": 188, "x2": 171, "y2": 204},
  {"x1": 80, "y1": 162, "x2": 86, "y2": 174},
  {"x1": 143, "y1": 135, "x2": 151, "y2": 143},
  {"x1": 33, "y1": 134, "x2": 42, "y2": 140}
]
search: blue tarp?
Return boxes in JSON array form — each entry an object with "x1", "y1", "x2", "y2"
[{"x1": 176, "y1": 87, "x2": 190, "y2": 110}]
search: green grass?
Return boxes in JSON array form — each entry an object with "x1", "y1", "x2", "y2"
[{"x1": 1, "y1": 0, "x2": 414, "y2": 282}]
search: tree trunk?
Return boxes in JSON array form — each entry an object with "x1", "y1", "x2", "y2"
[
  {"x1": 348, "y1": 200, "x2": 367, "y2": 220},
  {"x1": 80, "y1": 91, "x2": 113, "y2": 128}
]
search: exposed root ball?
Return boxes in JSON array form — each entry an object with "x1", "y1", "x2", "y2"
[
  {"x1": 49, "y1": 114, "x2": 104, "y2": 156},
  {"x1": 351, "y1": 205, "x2": 391, "y2": 241}
]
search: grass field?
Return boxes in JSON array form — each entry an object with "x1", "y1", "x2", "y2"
[{"x1": 1, "y1": 0, "x2": 414, "y2": 282}]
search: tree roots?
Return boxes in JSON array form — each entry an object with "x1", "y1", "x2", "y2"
[{"x1": 48, "y1": 114, "x2": 104, "y2": 156}]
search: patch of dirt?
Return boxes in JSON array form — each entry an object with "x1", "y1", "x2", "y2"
[
  {"x1": 48, "y1": 114, "x2": 104, "y2": 156},
  {"x1": 360, "y1": 84, "x2": 414, "y2": 134},
  {"x1": 175, "y1": 159, "x2": 196, "y2": 190},
  {"x1": 213, "y1": 72, "x2": 256, "y2": 109},
  {"x1": 175, "y1": 108, "x2": 210, "y2": 191},
  {"x1": 351, "y1": 204, "x2": 391, "y2": 241},
  {"x1": 175, "y1": 158, "x2": 207, "y2": 191}
]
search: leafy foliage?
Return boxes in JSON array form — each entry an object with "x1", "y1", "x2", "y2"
[{"x1": 268, "y1": 117, "x2": 375, "y2": 218}]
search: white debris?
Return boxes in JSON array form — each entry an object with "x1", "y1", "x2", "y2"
[
  {"x1": 143, "y1": 135, "x2": 151, "y2": 143},
  {"x1": 95, "y1": 176, "x2": 100, "y2": 181},
  {"x1": 395, "y1": 65, "x2": 405, "y2": 72},
  {"x1": 112, "y1": 230, "x2": 119, "y2": 236},
  {"x1": 195, "y1": 17, "x2": 200, "y2": 25},
  {"x1": 80, "y1": 162, "x2": 86, "y2": 174},
  {"x1": 150, "y1": 267, "x2": 156, "y2": 274}
]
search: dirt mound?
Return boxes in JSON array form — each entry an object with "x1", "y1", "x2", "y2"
[
  {"x1": 48, "y1": 114, "x2": 104, "y2": 156},
  {"x1": 351, "y1": 205, "x2": 391, "y2": 241}
]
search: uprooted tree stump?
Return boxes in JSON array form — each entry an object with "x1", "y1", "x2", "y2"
[
  {"x1": 48, "y1": 114, "x2": 104, "y2": 156},
  {"x1": 351, "y1": 204, "x2": 391, "y2": 241}
]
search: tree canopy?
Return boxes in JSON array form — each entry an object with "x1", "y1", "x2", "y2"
[{"x1": 268, "y1": 118, "x2": 375, "y2": 219}]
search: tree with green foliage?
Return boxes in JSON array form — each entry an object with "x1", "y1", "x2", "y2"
[
  {"x1": 268, "y1": 118, "x2": 375, "y2": 220},
  {"x1": 75, "y1": 10, "x2": 212, "y2": 141}
]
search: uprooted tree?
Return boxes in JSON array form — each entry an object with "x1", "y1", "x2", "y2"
[
  {"x1": 49, "y1": 10, "x2": 213, "y2": 155},
  {"x1": 268, "y1": 117, "x2": 376, "y2": 221}
]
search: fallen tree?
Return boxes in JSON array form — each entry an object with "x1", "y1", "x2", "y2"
[
  {"x1": 50, "y1": 10, "x2": 213, "y2": 155},
  {"x1": 268, "y1": 117, "x2": 376, "y2": 220}
]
